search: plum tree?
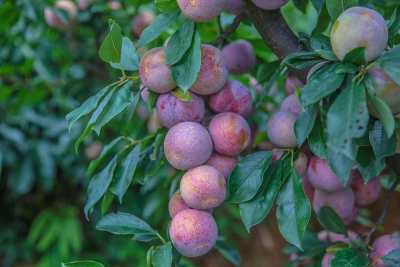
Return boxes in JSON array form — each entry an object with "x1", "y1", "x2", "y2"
[
  {"x1": 169, "y1": 209, "x2": 218, "y2": 257},
  {"x1": 177, "y1": 0, "x2": 226, "y2": 22},
  {"x1": 131, "y1": 11, "x2": 155, "y2": 37},
  {"x1": 222, "y1": 40, "x2": 256, "y2": 75},
  {"x1": 307, "y1": 157, "x2": 346, "y2": 192},
  {"x1": 44, "y1": 0, "x2": 78, "y2": 30},
  {"x1": 189, "y1": 45, "x2": 228, "y2": 95},
  {"x1": 251, "y1": 0, "x2": 289, "y2": 10},
  {"x1": 209, "y1": 79, "x2": 253, "y2": 116},
  {"x1": 350, "y1": 170, "x2": 381, "y2": 206},
  {"x1": 331, "y1": 6, "x2": 388, "y2": 62},
  {"x1": 139, "y1": 47, "x2": 177, "y2": 93},
  {"x1": 180, "y1": 165, "x2": 226, "y2": 210},
  {"x1": 267, "y1": 111, "x2": 298, "y2": 148},
  {"x1": 164, "y1": 122, "x2": 213, "y2": 170},
  {"x1": 369, "y1": 235, "x2": 400, "y2": 267},
  {"x1": 156, "y1": 91, "x2": 205, "y2": 128},
  {"x1": 313, "y1": 187, "x2": 355, "y2": 219},
  {"x1": 368, "y1": 66, "x2": 400, "y2": 116},
  {"x1": 224, "y1": 0, "x2": 245, "y2": 15},
  {"x1": 280, "y1": 94, "x2": 302, "y2": 115},
  {"x1": 285, "y1": 73, "x2": 303, "y2": 95},
  {"x1": 208, "y1": 112, "x2": 251, "y2": 156},
  {"x1": 205, "y1": 151, "x2": 239, "y2": 181},
  {"x1": 169, "y1": 190, "x2": 190, "y2": 218}
]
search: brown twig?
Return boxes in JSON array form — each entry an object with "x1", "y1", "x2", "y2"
[
  {"x1": 363, "y1": 176, "x2": 400, "y2": 244},
  {"x1": 212, "y1": 11, "x2": 246, "y2": 47}
]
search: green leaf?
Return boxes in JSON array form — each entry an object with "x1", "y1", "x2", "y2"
[
  {"x1": 256, "y1": 61, "x2": 281, "y2": 84},
  {"x1": 356, "y1": 146, "x2": 385, "y2": 182},
  {"x1": 96, "y1": 212, "x2": 156, "y2": 235},
  {"x1": 310, "y1": 33, "x2": 332, "y2": 51},
  {"x1": 101, "y1": 190, "x2": 114, "y2": 216},
  {"x1": 326, "y1": 0, "x2": 358, "y2": 21},
  {"x1": 172, "y1": 28, "x2": 201, "y2": 92},
  {"x1": 300, "y1": 62, "x2": 345, "y2": 107},
  {"x1": 93, "y1": 82, "x2": 134, "y2": 135},
  {"x1": 170, "y1": 87, "x2": 193, "y2": 102},
  {"x1": 293, "y1": 0, "x2": 308, "y2": 13},
  {"x1": 227, "y1": 151, "x2": 273, "y2": 203},
  {"x1": 316, "y1": 49, "x2": 339, "y2": 61},
  {"x1": 343, "y1": 47, "x2": 367, "y2": 66},
  {"x1": 150, "y1": 128, "x2": 168, "y2": 160},
  {"x1": 330, "y1": 248, "x2": 369, "y2": 267},
  {"x1": 137, "y1": 10, "x2": 181, "y2": 49},
  {"x1": 66, "y1": 86, "x2": 110, "y2": 132},
  {"x1": 382, "y1": 248, "x2": 400, "y2": 267},
  {"x1": 132, "y1": 233, "x2": 159, "y2": 242},
  {"x1": 311, "y1": 0, "x2": 325, "y2": 13},
  {"x1": 165, "y1": 20, "x2": 195, "y2": 66},
  {"x1": 147, "y1": 246, "x2": 155, "y2": 267},
  {"x1": 276, "y1": 169, "x2": 311, "y2": 250},
  {"x1": 294, "y1": 102, "x2": 318, "y2": 146},
  {"x1": 84, "y1": 156, "x2": 117, "y2": 220},
  {"x1": 369, "y1": 120, "x2": 397, "y2": 160},
  {"x1": 110, "y1": 144, "x2": 141, "y2": 203},
  {"x1": 358, "y1": 0, "x2": 373, "y2": 8},
  {"x1": 317, "y1": 206, "x2": 348, "y2": 237},
  {"x1": 147, "y1": 91, "x2": 159, "y2": 110},
  {"x1": 120, "y1": 91, "x2": 140, "y2": 135},
  {"x1": 239, "y1": 162, "x2": 281, "y2": 232},
  {"x1": 214, "y1": 240, "x2": 242, "y2": 266},
  {"x1": 388, "y1": 7, "x2": 400, "y2": 48},
  {"x1": 281, "y1": 51, "x2": 324, "y2": 69},
  {"x1": 110, "y1": 37, "x2": 139, "y2": 71},
  {"x1": 155, "y1": 0, "x2": 179, "y2": 13},
  {"x1": 327, "y1": 81, "x2": 369, "y2": 159},
  {"x1": 375, "y1": 46, "x2": 400, "y2": 86},
  {"x1": 99, "y1": 20, "x2": 122, "y2": 64},
  {"x1": 62, "y1": 261, "x2": 105, "y2": 267},
  {"x1": 335, "y1": 63, "x2": 360, "y2": 74},
  {"x1": 326, "y1": 145, "x2": 354, "y2": 186},
  {"x1": 86, "y1": 136, "x2": 125, "y2": 177},
  {"x1": 152, "y1": 242, "x2": 173, "y2": 267},
  {"x1": 308, "y1": 117, "x2": 327, "y2": 159}
]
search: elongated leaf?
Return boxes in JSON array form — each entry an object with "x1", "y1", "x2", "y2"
[
  {"x1": 308, "y1": 117, "x2": 327, "y2": 159},
  {"x1": 326, "y1": 0, "x2": 358, "y2": 21},
  {"x1": 326, "y1": 145, "x2": 354, "y2": 186},
  {"x1": 281, "y1": 51, "x2": 323, "y2": 69},
  {"x1": 155, "y1": 0, "x2": 179, "y2": 13},
  {"x1": 87, "y1": 136, "x2": 125, "y2": 177},
  {"x1": 327, "y1": 81, "x2": 369, "y2": 159},
  {"x1": 66, "y1": 86, "x2": 110, "y2": 132},
  {"x1": 96, "y1": 212, "x2": 156, "y2": 235},
  {"x1": 101, "y1": 190, "x2": 114, "y2": 216},
  {"x1": 147, "y1": 91, "x2": 159, "y2": 110},
  {"x1": 110, "y1": 144, "x2": 141, "y2": 203},
  {"x1": 317, "y1": 206, "x2": 348, "y2": 237},
  {"x1": 343, "y1": 47, "x2": 367, "y2": 66},
  {"x1": 330, "y1": 248, "x2": 369, "y2": 267},
  {"x1": 172, "y1": 28, "x2": 201, "y2": 92},
  {"x1": 120, "y1": 91, "x2": 140, "y2": 135},
  {"x1": 110, "y1": 37, "x2": 139, "y2": 71},
  {"x1": 84, "y1": 156, "x2": 117, "y2": 220},
  {"x1": 311, "y1": 0, "x2": 325, "y2": 13},
  {"x1": 93, "y1": 82, "x2": 134, "y2": 135},
  {"x1": 295, "y1": 102, "x2": 318, "y2": 146},
  {"x1": 133, "y1": 233, "x2": 159, "y2": 242},
  {"x1": 310, "y1": 33, "x2": 332, "y2": 51},
  {"x1": 165, "y1": 20, "x2": 195, "y2": 66},
  {"x1": 356, "y1": 146, "x2": 385, "y2": 182},
  {"x1": 152, "y1": 242, "x2": 173, "y2": 267},
  {"x1": 137, "y1": 10, "x2": 181, "y2": 49},
  {"x1": 375, "y1": 46, "x2": 400, "y2": 86},
  {"x1": 300, "y1": 62, "x2": 345, "y2": 107},
  {"x1": 227, "y1": 151, "x2": 273, "y2": 203},
  {"x1": 62, "y1": 261, "x2": 105, "y2": 267},
  {"x1": 388, "y1": 7, "x2": 400, "y2": 48},
  {"x1": 276, "y1": 169, "x2": 311, "y2": 250},
  {"x1": 215, "y1": 240, "x2": 242, "y2": 266},
  {"x1": 170, "y1": 87, "x2": 193, "y2": 102},
  {"x1": 369, "y1": 120, "x2": 397, "y2": 160},
  {"x1": 382, "y1": 248, "x2": 400, "y2": 267},
  {"x1": 99, "y1": 20, "x2": 122, "y2": 63},
  {"x1": 335, "y1": 63, "x2": 360, "y2": 74}
]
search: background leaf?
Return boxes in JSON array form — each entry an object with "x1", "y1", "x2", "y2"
[
  {"x1": 96, "y1": 212, "x2": 156, "y2": 235},
  {"x1": 214, "y1": 239, "x2": 242, "y2": 266},
  {"x1": 62, "y1": 261, "x2": 105, "y2": 267},
  {"x1": 317, "y1": 206, "x2": 348, "y2": 237}
]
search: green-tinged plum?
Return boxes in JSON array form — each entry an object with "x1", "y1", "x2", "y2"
[
  {"x1": 313, "y1": 187, "x2": 355, "y2": 219},
  {"x1": 293, "y1": 152, "x2": 308, "y2": 176},
  {"x1": 205, "y1": 151, "x2": 239, "y2": 181},
  {"x1": 267, "y1": 111, "x2": 298, "y2": 148},
  {"x1": 169, "y1": 209, "x2": 218, "y2": 257},
  {"x1": 222, "y1": 40, "x2": 256, "y2": 75},
  {"x1": 177, "y1": 0, "x2": 226, "y2": 22},
  {"x1": 164, "y1": 122, "x2": 213, "y2": 170},
  {"x1": 307, "y1": 157, "x2": 346, "y2": 192}
]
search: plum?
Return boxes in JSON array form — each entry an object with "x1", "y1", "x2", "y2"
[
  {"x1": 205, "y1": 151, "x2": 239, "y2": 181},
  {"x1": 272, "y1": 151, "x2": 283, "y2": 163},
  {"x1": 350, "y1": 170, "x2": 381, "y2": 206},
  {"x1": 44, "y1": 0, "x2": 78, "y2": 30},
  {"x1": 131, "y1": 11, "x2": 155, "y2": 37},
  {"x1": 169, "y1": 209, "x2": 218, "y2": 257},
  {"x1": 267, "y1": 111, "x2": 298, "y2": 148},
  {"x1": 156, "y1": 91, "x2": 205, "y2": 128},
  {"x1": 369, "y1": 235, "x2": 400, "y2": 267},
  {"x1": 368, "y1": 66, "x2": 400, "y2": 117},
  {"x1": 164, "y1": 122, "x2": 213, "y2": 170},
  {"x1": 209, "y1": 79, "x2": 252, "y2": 116},
  {"x1": 208, "y1": 112, "x2": 251, "y2": 156},
  {"x1": 177, "y1": 0, "x2": 226, "y2": 22},
  {"x1": 322, "y1": 253, "x2": 335, "y2": 267},
  {"x1": 224, "y1": 0, "x2": 245, "y2": 15},
  {"x1": 343, "y1": 206, "x2": 359, "y2": 226},
  {"x1": 251, "y1": 0, "x2": 289, "y2": 10},
  {"x1": 331, "y1": 7, "x2": 388, "y2": 62},
  {"x1": 169, "y1": 190, "x2": 190, "y2": 218},
  {"x1": 307, "y1": 157, "x2": 346, "y2": 192},
  {"x1": 313, "y1": 187, "x2": 355, "y2": 219},
  {"x1": 294, "y1": 152, "x2": 308, "y2": 176},
  {"x1": 180, "y1": 165, "x2": 226, "y2": 210},
  {"x1": 301, "y1": 174, "x2": 315, "y2": 203},
  {"x1": 281, "y1": 94, "x2": 302, "y2": 115},
  {"x1": 285, "y1": 74, "x2": 304, "y2": 95},
  {"x1": 139, "y1": 47, "x2": 176, "y2": 93},
  {"x1": 222, "y1": 40, "x2": 256, "y2": 75},
  {"x1": 189, "y1": 45, "x2": 228, "y2": 95},
  {"x1": 107, "y1": 1, "x2": 121, "y2": 10}
]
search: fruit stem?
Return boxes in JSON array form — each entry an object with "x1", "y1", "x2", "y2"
[{"x1": 157, "y1": 232, "x2": 167, "y2": 244}]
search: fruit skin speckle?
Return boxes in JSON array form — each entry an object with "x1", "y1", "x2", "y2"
[
  {"x1": 169, "y1": 209, "x2": 218, "y2": 257},
  {"x1": 177, "y1": 0, "x2": 226, "y2": 22}
]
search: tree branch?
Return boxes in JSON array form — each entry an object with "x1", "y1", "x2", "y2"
[{"x1": 213, "y1": 11, "x2": 246, "y2": 47}]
